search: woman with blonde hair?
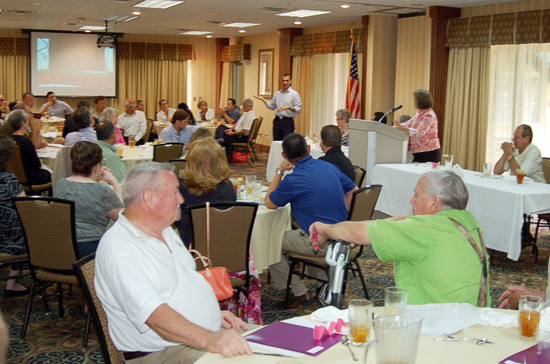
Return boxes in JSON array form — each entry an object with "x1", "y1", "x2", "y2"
[
  {"x1": 176, "y1": 137, "x2": 236, "y2": 247},
  {"x1": 196, "y1": 100, "x2": 215, "y2": 122}
]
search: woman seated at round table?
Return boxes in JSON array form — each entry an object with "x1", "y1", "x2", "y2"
[
  {"x1": 175, "y1": 137, "x2": 236, "y2": 248},
  {"x1": 99, "y1": 107, "x2": 125, "y2": 145},
  {"x1": 54, "y1": 141, "x2": 124, "y2": 257},
  {"x1": 196, "y1": 100, "x2": 215, "y2": 122},
  {"x1": 9, "y1": 109, "x2": 52, "y2": 185},
  {"x1": 156, "y1": 99, "x2": 176, "y2": 122},
  {"x1": 335, "y1": 108, "x2": 350, "y2": 146},
  {"x1": 393, "y1": 89, "x2": 441, "y2": 163},
  {"x1": 0, "y1": 135, "x2": 29, "y2": 297}
]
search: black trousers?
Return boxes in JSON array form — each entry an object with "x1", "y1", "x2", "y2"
[
  {"x1": 412, "y1": 148, "x2": 442, "y2": 164},
  {"x1": 273, "y1": 117, "x2": 295, "y2": 141}
]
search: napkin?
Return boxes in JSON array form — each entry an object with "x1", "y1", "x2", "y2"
[
  {"x1": 311, "y1": 306, "x2": 348, "y2": 323},
  {"x1": 478, "y1": 307, "x2": 517, "y2": 328}
]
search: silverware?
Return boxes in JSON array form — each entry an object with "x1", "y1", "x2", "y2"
[
  {"x1": 341, "y1": 335, "x2": 358, "y2": 361},
  {"x1": 433, "y1": 333, "x2": 494, "y2": 345},
  {"x1": 252, "y1": 351, "x2": 287, "y2": 357}
]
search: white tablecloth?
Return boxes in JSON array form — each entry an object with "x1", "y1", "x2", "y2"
[
  {"x1": 369, "y1": 163, "x2": 550, "y2": 260},
  {"x1": 195, "y1": 308, "x2": 536, "y2": 364},
  {"x1": 265, "y1": 141, "x2": 331, "y2": 182}
]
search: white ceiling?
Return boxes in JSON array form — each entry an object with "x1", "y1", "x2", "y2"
[{"x1": 0, "y1": 0, "x2": 517, "y2": 38}]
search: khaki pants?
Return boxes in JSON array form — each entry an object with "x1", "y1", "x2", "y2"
[
  {"x1": 126, "y1": 345, "x2": 205, "y2": 364},
  {"x1": 268, "y1": 229, "x2": 328, "y2": 296}
]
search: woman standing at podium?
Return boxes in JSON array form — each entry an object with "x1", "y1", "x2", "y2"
[{"x1": 393, "y1": 89, "x2": 441, "y2": 163}]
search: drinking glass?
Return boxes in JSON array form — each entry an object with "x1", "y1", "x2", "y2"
[
  {"x1": 483, "y1": 162, "x2": 492, "y2": 177},
  {"x1": 348, "y1": 299, "x2": 373, "y2": 346},
  {"x1": 129, "y1": 136, "x2": 136, "y2": 147},
  {"x1": 444, "y1": 154, "x2": 453, "y2": 167},
  {"x1": 384, "y1": 287, "x2": 408, "y2": 316},
  {"x1": 246, "y1": 175, "x2": 256, "y2": 194},
  {"x1": 516, "y1": 168, "x2": 526, "y2": 184},
  {"x1": 518, "y1": 295, "x2": 542, "y2": 340}
]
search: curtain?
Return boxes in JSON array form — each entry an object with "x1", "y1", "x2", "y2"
[
  {"x1": 291, "y1": 56, "x2": 312, "y2": 135},
  {"x1": 219, "y1": 62, "x2": 234, "y2": 108},
  {"x1": 486, "y1": 43, "x2": 550, "y2": 166},
  {"x1": 0, "y1": 55, "x2": 29, "y2": 102},
  {"x1": 443, "y1": 47, "x2": 490, "y2": 171},
  {"x1": 115, "y1": 58, "x2": 188, "y2": 120}
]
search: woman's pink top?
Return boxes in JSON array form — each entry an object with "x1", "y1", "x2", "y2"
[
  {"x1": 401, "y1": 108, "x2": 440, "y2": 153},
  {"x1": 115, "y1": 126, "x2": 126, "y2": 145}
]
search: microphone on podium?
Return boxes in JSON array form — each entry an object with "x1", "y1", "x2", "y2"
[{"x1": 379, "y1": 104, "x2": 402, "y2": 124}]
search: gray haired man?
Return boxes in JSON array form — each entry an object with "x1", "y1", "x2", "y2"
[
  {"x1": 311, "y1": 170, "x2": 491, "y2": 307},
  {"x1": 215, "y1": 98, "x2": 256, "y2": 159}
]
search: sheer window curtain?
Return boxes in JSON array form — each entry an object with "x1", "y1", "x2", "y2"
[
  {"x1": 116, "y1": 59, "x2": 188, "y2": 120},
  {"x1": 219, "y1": 62, "x2": 234, "y2": 108},
  {"x1": 291, "y1": 56, "x2": 312, "y2": 135},
  {"x1": 486, "y1": 44, "x2": 550, "y2": 166},
  {"x1": 443, "y1": 47, "x2": 489, "y2": 171},
  {"x1": 0, "y1": 55, "x2": 29, "y2": 103}
]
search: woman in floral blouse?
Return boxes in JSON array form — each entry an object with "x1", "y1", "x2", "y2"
[{"x1": 394, "y1": 89, "x2": 441, "y2": 163}]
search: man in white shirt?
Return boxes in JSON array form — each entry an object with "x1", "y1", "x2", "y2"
[
  {"x1": 254, "y1": 73, "x2": 302, "y2": 141},
  {"x1": 95, "y1": 162, "x2": 252, "y2": 363},
  {"x1": 118, "y1": 98, "x2": 147, "y2": 144},
  {"x1": 91, "y1": 96, "x2": 107, "y2": 119},
  {"x1": 494, "y1": 124, "x2": 545, "y2": 183},
  {"x1": 216, "y1": 98, "x2": 256, "y2": 160}
]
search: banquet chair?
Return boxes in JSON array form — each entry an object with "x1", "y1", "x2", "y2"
[
  {"x1": 145, "y1": 117, "x2": 154, "y2": 143},
  {"x1": 188, "y1": 202, "x2": 258, "y2": 298},
  {"x1": 0, "y1": 253, "x2": 30, "y2": 286},
  {"x1": 153, "y1": 143, "x2": 184, "y2": 163},
  {"x1": 542, "y1": 158, "x2": 550, "y2": 184},
  {"x1": 11, "y1": 144, "x2": 52, "y2": 196},
  {"x1": 230, "y1": 117, "x2": 263, "y2": 164},
  {"x1": 353, "y1": 165, "x2": 366, "y2": 188},
  {"x1": 51, "y1": 146, "x2": 73, "y2": 190},
  {"x1": 169, "y1": 158, "x2": 187, "y2": 179},
  {"x1": 12, "y1": 196, "x2": 88, "y2": 341},
  {"x1": 531, "y1": 158, "x2": 550, "y2": 255},
  {"x1": 74, "y1": 255, "x2": 124, "y2": 364},
  {"x1": 284, "y1": 185, "x2": 383, "y2": 308}
]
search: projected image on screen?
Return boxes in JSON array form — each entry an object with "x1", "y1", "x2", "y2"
[{"x1": 30, "y1": 32, "x2": 117, "y2": 97}]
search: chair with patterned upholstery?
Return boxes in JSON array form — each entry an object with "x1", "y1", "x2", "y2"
[
  {"x1": 188, "y1": 202, "x2": 258, "y2": 297},
  {"x1": 11, "y1": 144, "x2": 52, "y2": 196},
  {"x1": 74, "y1": 255, "x2": 124, "y2": 364},
  {"x1": 12, "y1": 196, "x2": 86, "y2": 340},
  {"x1": 230, "y1": 117, "x2": 263, "y2": 164},
  {"x1": 153, "y1": 143, "x2": 184, "y2": 163},
  {"x1": 169, "y1": 158, "x2": 187, "y2": 179},
  {"x1": 353, "y1": 165, "x2": 366, "y2": 188},
  {"x1": 284, "y1": 185, "x2": 383, "y2": 308}
]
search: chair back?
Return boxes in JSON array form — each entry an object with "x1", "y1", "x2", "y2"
[
  {"x1": 247, "y1": 117, "x2": 263, "y2": 146},
  {"x1": 145, "y1": 118, "x2": 154, "y2": 143},
  {"x1": 52, "y1": 146, "x2": 73, "y2": 190},
  {"x1": 542, "y1": 157, "x2": 550, "y2": 184},
  {"x1": 348, "y1": 185, "x2": 382, "y2": 221},
  {"x1": 13, "y1": 196, "x2": 80, "y2": 272},
  {"x1": 353, "y1": 165, "x2": 366, "y2": 188},
  {"x1": 153, "y1": 143, "x2": 184, "y2": 163},
  {"x1": 188, "y1": 202, "x2": 258, "y2": 274},
  {"x1": 74, "y1": 255, "x2": 124, "y2": 364},
  {"x1": 11, "y1": 144, "x2": 29, "y2": 185},
  {"x1": 169, "y1": 158, "x2": 187, "y2": 179}
]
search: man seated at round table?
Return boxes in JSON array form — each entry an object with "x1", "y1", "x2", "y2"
[{"x1": 310, "y1": 169, "x2": 491, "y2": 306}]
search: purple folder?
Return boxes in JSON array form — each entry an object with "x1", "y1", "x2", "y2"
[
  {"x1": 245, "y1": 321, "x2": 343, "y2": 356},
  {"x1": 499, "y1": 342, "x2": 550, "y2": 364}
]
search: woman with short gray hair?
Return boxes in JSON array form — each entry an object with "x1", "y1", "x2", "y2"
[
  {"x1": 100, "y1": 107, "x2": 126, "y2": 145},
  {"x1": 335, "y1": 108, "x2": 351, "y2": 146}
]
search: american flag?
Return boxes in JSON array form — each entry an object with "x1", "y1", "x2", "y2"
[{"x1": 346, "y1": 33, "x2": 360, "y2": 118}]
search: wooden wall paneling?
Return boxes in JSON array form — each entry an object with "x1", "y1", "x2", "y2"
[
  {"x1": 277, "y1": 28, "x2": 302, "y2": 90},
  {"x1": 215, "y1": 38, "x2": 229, "y2": 110}
]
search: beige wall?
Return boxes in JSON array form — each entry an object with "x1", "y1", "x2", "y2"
[
  {"x1": 461, "y1": 0, "x2": 550, "y2": 16},
  {"x1": 365, "y1": 15, "x2": 398, "y2": 121},
  {"x1": 394, "y1": 15, "x2": 431, "y2": 118}
]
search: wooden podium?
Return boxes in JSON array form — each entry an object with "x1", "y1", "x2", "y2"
[{"x1": 348, "y1": 119, "x2": 408, "y2": 186}]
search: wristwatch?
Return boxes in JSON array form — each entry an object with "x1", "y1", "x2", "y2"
[
  {"x1": 507, "y1": 155, "x2": 513, "y2": 161},
  {"x1": 275, "y1": 168, "x2": 283, "y2": 176}
]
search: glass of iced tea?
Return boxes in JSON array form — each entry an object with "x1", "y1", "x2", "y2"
[
  {"x1": 518, "y1": 295, "x2": 542, "y2": 340},
  {"x1": 348, "y1": 299, "x2": 372, "y2": 346},
  {"x1": 129, "y1": 136, "x2": 136, "y2": 147},
  {"x1": 516, "y1": 168, "x2": 526, "y2": 184}
]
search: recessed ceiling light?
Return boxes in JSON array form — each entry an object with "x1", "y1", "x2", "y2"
[
  {"x1": 239, "y1": 29, "x2": 246, "y2": 33},
  {"x1": 84, "y1": 30, "x2": 91, "y2": 33},
  {"x1": 276, "y1": 9, "x2": 331, "y2": 18},
  {"x1": 132, "y1": 10, "x2": 142, "y2": 15},
  {"x1": 340, "y1": 4, "x2": 351, "y2": 9},
  {"x1": 206, "y1": 35, "x2": 213, "y2": 38},
  {"x1": 133, "y1": 0, "x2": 184, "y2": 9},
  {"x1": 181, "y1": 31, "x2": 213, "y2": 35},
  {"x1": 79, "y1": 25, "x2": 105, "y2": 30},
  {"x1": 294, "y1": 20, "x2": 302, "y2": 25},
  {"x1": 222, "y1": 22, "x2": 260, "y2": 28}
]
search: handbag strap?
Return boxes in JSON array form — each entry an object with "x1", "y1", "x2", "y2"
[
  {"x1": 189, "y1": 249, "x2": 212, "y2": 269},
  {"x1": 448, "y1": 217, "x2": 488, "y2": 307},
  {"x1": 206, "y1": 202, "x2": 210, "y2": 257}
]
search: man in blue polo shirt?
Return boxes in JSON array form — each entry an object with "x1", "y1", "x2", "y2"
[{"x1": 265, "y1": 133, "x2": 357, "y2": 307}]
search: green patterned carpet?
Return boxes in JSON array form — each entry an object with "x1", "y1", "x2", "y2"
[{"x1": 3, "y1": 150, "x2": 548, "y2": 363}]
